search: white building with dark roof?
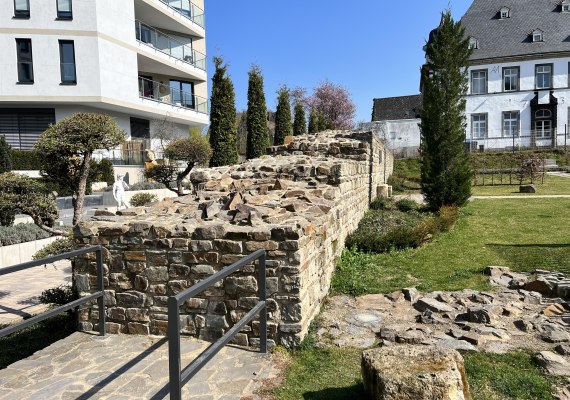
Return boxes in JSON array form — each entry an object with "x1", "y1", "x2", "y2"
[
  {"x1": 0, "y1": 0, "x2": 208, "y2": 161},
  {"x1": 461, "y1": 0, "x2": 570, "y2": 150}
]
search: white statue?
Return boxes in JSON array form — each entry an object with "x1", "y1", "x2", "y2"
[{"x1": 112, "y1": 174, "x2": 130, "y2": 209}]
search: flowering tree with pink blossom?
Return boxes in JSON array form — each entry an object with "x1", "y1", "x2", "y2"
[{"x1": 306, "y1": 81, "x2": 356, "y2": 130}]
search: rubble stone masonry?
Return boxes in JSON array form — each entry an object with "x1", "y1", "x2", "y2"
[{"x1": 74, "y1": 130, "x2": 393, "y2": 347}]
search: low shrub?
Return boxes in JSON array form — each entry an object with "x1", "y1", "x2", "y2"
[
  {"x1": 90, "y1": 159, "x2": 114, "y2": 185},
  {"x1": 370, "y1": 196, "x2": 394, "y2": 211},
  {"x1": 130, "y1": 192, "x2": 158, "y2": 207},
  {"x1": 395, "y1": 199, "x2": 420, "y2": 212},
  {"x1": 39, "y1": 285, "x2": 76, "y2": 307},
  {"x1": 128, "y1": 181, "x2": 166, "y2": 191},
  {"x1": 11, "y1": 150, "x2": 43, "y2": 170},
  {"x1": 0, "y1": 224, "x2": 52, "y2": 246},
  {"x1": 331, "y1": 247, "x2": 376, "y2": 296},
  {"x1": 33, "y1": 236, "x2": 75, "y2": 260},
  {"x1": 0, "y1": 208, "x2": 16, "y2": 227}
]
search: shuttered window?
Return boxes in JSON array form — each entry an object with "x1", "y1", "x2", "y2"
[{"x1": 0, "y1": 109, "x2": 56, "y2": 150}]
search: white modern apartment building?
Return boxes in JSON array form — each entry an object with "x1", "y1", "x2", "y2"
[
  {"x1": 0, "y1": 0, "x2": 208, "y2": 160},
  {"x1": 461, "y1": 0, "x2": 570, "y2": 150}
]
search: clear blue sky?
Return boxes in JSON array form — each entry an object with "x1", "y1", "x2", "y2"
[{"x1": 205, "y1": 1, "x2": 472, "y2": 123}]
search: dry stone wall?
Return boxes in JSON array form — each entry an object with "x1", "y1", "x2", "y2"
[{"x1": 74, "y1": 130, "x2": 393, "y2": 347}]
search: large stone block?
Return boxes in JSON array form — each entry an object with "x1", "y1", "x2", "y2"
[{"x1": 362, "y1": 346, "x2": 472, "y2": 400}]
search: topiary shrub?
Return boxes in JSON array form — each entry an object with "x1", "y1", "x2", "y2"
[
  {"x1": 0, "y1": 136, "x2": 12, "y2": 174},
  {"x1": 11, "y1": 150, "x2": 43, "y2": 170},
  {"x1": 90, "y1": 158, "x2": 115, "y2": 185},
  {"x1": 33, "y1": 236, "x2": 75, "y2": 260},
  {"x1": 128, "y1": 181, "x2": 166, "y2": 191},
  {"x1": 130, "y1": 192, "x2": 158, "y2": 207},
  {"x1": 0, "y1": 224, "x2": 52, "y2": 246}
]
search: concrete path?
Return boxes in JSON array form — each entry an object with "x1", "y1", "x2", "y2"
[
  {"x1": 547, "y1": 171, "x2": 570, "y2": 178},
  {"x1": 0, "y1": 260, "x2": 72, "y2": 325},
  {"x1": 471, "y1": 195, "x2": 570, "y2": 199},
  {"x1": 0, "y1": 332, "x2": 278, "y2": 400}
]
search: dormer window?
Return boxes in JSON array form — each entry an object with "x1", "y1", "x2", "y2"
[
  {"x1": 469, "y1": 37, "x2": 479, "y2": 49},
  {"x1": 532, "y1": 29, "x2": 544, "y2": 42},
  {"x1": 562, "y1": 0, "x2": 570, "y2": 12},
  {"x1": 500, "y1": 7, "x2": 510, "y2": 19}
]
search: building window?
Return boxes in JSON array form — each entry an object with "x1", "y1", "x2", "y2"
[
  {"x1": 562, "y1": 0, "x2": 570, "y2": 12},
  {"x1": 16, "y1": 39, "x2": 34, "y2": 83},
  {"x1": 0, "y1": 109, "x2": 56, "y2": 150},
  {"x1": 532, "y1": 30, "x2": 544, "y2": 42},
  {"x1": 535, "y1": 64, "x2": 552, "y2": 89},
  {"x1": 471, "y1": 70, "x2": 487, "y2": 94},
  {"x1": 57, "y1": 0, "x2": 72, "y2": 19},
  {"x1": 502, "y1": 111, "x2": 520, "y2": 137},
  {"x1": 500, "y1": 7, "x2": 510, "y2": 19},
  {"x1": 535, "y1": 109, "x2": 552, "y2": 138},
  {"x1": 469, "y1": 37, "x2": 478, "y2": 49},
  {"x1": 503, "y1": 67, "x2": 519, "y2": 92},
  {"x1": 14, "y1": 0, "x2": 30, "y2": 18},
  {"x1": 59, "y1": 40, "x2": 76, "y2": 84},
  {"x1": 170, "y1": 80, "x2": 195, "y2": 109},
  {"x1": 130, "y1": 118, "x2": 150, "y2": 139},
  {"x1": 472, "y1": 114, "x2": 487, "y2": 138}
]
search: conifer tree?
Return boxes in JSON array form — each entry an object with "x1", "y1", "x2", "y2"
[
  {"x1": 274, "y1": 86, "x2": 292, "y2": 145},
  {"x1": 420, "y1": 10, "x2": 473, "y2": 209},
  {"x1": 0, "y1": 136, "x2": 12, "y2": 174},
  {"x1": 209, "y1": 57, "x2": 238, "y2": 167},
  {"x1": 246, "y1": 65, "x2": 270, "y2": 159},
  {"x1": 308, "y1": 108, "x2": 319, "y2": 134},
  {"x1": 293, "y1": 101, "x2": 307, "y2": 136}
]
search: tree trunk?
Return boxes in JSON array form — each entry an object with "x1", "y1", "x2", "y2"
[
  {"x1": 176, "y1": 162, "x2": 194, "y2": 196},
  {"x1": 73, "y1": 152, "x2": 92, "y2": 226},
  {"x1": 33, "y1": 216, "x2": 66, "y2": 236}
]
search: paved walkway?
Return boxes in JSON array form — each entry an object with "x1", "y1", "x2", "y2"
[
  {"x1": 0, "y1": 332, "x2": 278, "y2": 400},
  {"x1": 0, "y1": 260, "x2": 72, "y2": 325},
  {"x1": 471, "y1": 194, "x2": 570, "y2": 199}
]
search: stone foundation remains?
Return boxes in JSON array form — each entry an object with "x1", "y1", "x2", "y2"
[{"x1": 74, "y1": 130, "x2": 393, "y2": 347}]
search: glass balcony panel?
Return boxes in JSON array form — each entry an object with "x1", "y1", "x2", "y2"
[
  {"x1": 139, "y1": 77, "x2": 208, "y2": 115},
  {"x1": 158, "y1": 0, "x2": 204, "y2": 28}
]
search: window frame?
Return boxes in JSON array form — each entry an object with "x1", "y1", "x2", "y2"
[
  {"x1": 13, "y1": 0, "x2": 30, "y2": 18},
  {"x1": 471, "y1": 113, "x2": 488, "y2": 139},
  {"x1": 532, "y1": 30, "x2": 544, "y2": 42},
  {"x1": 502, "y1": 111, "x2": 520, "y2": 137},
  {"x1": 562, "y1": 1, "x2": 570, "y2": 12},
  {"x1": 500, "y1": 7, "x2": 510, "y2": 19},
  {"x1": 470, "y1": 69, "x2": 488, "y2": 95},
  {"x1": 535, "y1": 63, "x2": 553, "y2": 89},
  {"x1": 15, "y1": 38, "x2": 34, "y2": 84},
  {"x1": 58, "y1": 40, "x2": 77, "y2": 84},
  {"x1": 56, "y1": 0, "x2": 73, "y2": 20},
  {"x1": 502, "y1": 66, "x2": 520, "y2": 92}
]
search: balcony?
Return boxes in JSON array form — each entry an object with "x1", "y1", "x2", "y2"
[
  {"x1": 136, "y1": 21, "x2": 206, "y2": 71},
  {"x1": 138, "y1": 76, "x2": 208, "y2": 115},
  {"x1": 157, "y1": 0, "x2": 204, "y2": 28}
]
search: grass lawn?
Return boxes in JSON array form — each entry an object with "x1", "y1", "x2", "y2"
[
  {"x1": 273, "y1": 347, "x2": 558, "y2": 400},
  {"x1": 472, "y1": 175, "x2": 570, "y2": 196},
  {"x1": 332, "y1": 198, "x2": 570, "y2": 295},
  {"x1": 0, "y1": 313, "x2": 76, "y2": 369}
]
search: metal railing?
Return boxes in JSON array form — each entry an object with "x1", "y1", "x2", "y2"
[
  {"x1": 466, "y1": 129, "x2": 570, "y2": 152},
  {"x1": 0, "y1": 246, "x2": 106, "y2": 338},
  {"x1": 168, "y1": 250, "x2": 267, "y2": 400},
  {"x1": 138, "y1": 76, "x2": 208, "y2": 115},
  {"x1": 135, "y1": 20, "x2": 206, "y2": 71},
  {"x1": 157, "y1": 0, "x2": 205, "y2": 28}
]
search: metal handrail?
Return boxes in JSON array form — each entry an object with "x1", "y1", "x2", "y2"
[
  {"x1": 157, "y1": 0, "x2": 205, "y2": 28},
  {"x1": 135, "y1": 20, "x2": 206, "y2": 71},
  {"x1": 168, "y1": 249, "x2": 267, "y2": 400},
  {"x1": 138, "y1": 76, "x2": 208, "y2": 115},
  {"x1": 0, "y1": 246, "x2": 106, "y2": 338}
]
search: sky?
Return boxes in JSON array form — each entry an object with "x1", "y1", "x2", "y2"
[{"x1": 205, "y1": 0, "x2": 473, "y2": 123}]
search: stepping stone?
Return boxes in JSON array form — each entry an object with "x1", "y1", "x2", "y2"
[
  {"x1": 414, "y1": 298, "x2": 455, "y2": 313},
  {"x1": 534, "y1": 351, "x2": 570, "y2": 376}
]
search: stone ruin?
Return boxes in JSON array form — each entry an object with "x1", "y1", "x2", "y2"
[{"x1": 73, "y1": 130, "x2": 393, "y2": 347}]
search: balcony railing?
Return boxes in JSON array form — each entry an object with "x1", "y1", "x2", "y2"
[
  {"x1": 139, "y1": 76, "x2": 208, "y2": 115},
  {"x1": 158, "y1": 0, "x2": 205, "y2": 28},
  {"x1": 136, "y1": 20, "x2": 206, "y2": 71}
]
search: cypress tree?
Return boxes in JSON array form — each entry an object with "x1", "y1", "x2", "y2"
[
  {"x1": 209, "y1": 57, "x2": 238, "y2": 167},
  {"x1": 420, "y1": 10, "x2": 473, "y2": 209},
  {"x1": 308, "y1": 108, "x2": 318, "y2": 134},
  {"x1": 293, "y1": 101, "x2": 307, "y2": 136},
  {"x1": 246, "y1": 65, "x2": 270, "y2": 159},
  {"x1": 317, "y1": 112, "x2": 327, "y2": 131},
  {"x1": 0, "y1": 136, "x2": 12, "y2": 173},
  {"x1": 274, "y1": 86, "x2": 292, "y2": 146}
]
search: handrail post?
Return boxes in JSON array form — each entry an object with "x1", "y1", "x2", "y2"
[
  {"x1": 168, "y1": 297, "x2": 182, "y2": 400},
  {"x1": 258, "y1": 252, "x2": 267, "y2": 354},
  {"x1": 96, "y1": 247, "x2": 106, "y2": 336}
]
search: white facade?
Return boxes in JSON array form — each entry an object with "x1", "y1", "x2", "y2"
[
  {"x1": 466, "y1": 56, "x2": 570, "y2": 150},
  {"x1": 0, "y1": 0, "x2": 208, "y2": 158}
]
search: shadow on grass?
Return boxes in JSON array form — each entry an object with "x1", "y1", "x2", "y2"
[
  {"x1": 487, "y1": 243, "x2": 570, "y2": 274},
  {"x1": 302, "y1": 384, "x2": 366, "y2": 400}
]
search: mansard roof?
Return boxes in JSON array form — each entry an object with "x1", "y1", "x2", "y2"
[
  {"x1": 461, "y1": 0, "x2": 570, "y2": 62},
  {"x1": 372, "y1": 95, "x2": 422, "y2": 122}
]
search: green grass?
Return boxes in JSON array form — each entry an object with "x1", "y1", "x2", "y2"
[
  {"x1": 273, "y1": 347, "x2": 557, "y2": 400},
  {"x1": 472, "y1": 175, "x2": 570, "y2": 196},
  {"x1": 0, "y1": 313, "x2": 76, "y2": 369},
  {"x1": 332, "y1": 198, "x2": 570, "y2": 294}
]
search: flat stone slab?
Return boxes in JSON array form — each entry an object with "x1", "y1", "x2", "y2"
[{"x1": 0, "y1": 332, "x2": 277, "y2": 399}]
